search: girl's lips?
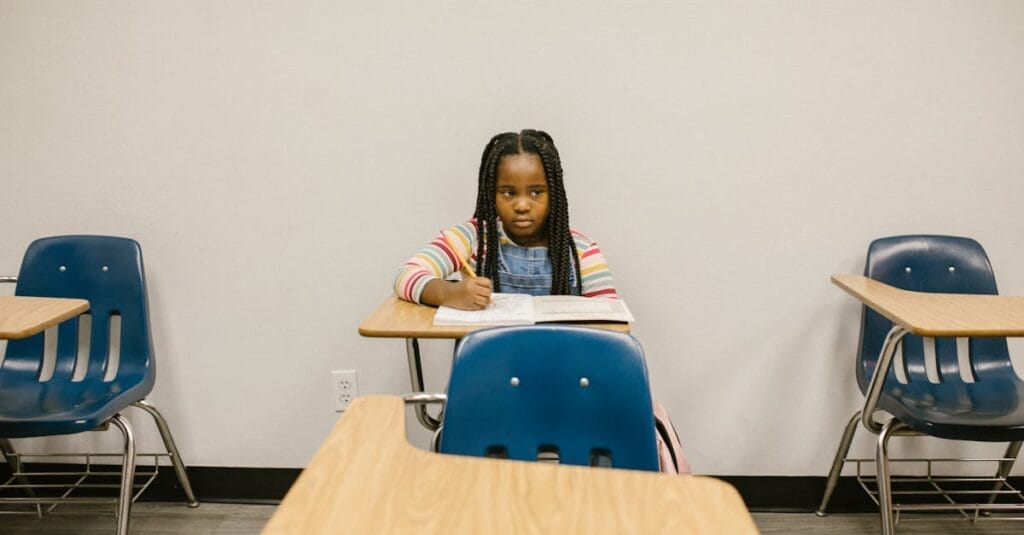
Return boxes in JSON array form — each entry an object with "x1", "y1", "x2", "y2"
[{"x1": 512, "y1": 219, "x2": 533, "y2": 227}]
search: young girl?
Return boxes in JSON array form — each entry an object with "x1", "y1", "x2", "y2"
[
  {"x1": 393, "y1": 129, "x2": 690, "y2": 474},
  {"x1": 394, "y1": 129, "x2": 617, "y2": 309}
]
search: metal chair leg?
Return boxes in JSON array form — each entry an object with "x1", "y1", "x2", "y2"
[
  {"x1": 406, "y1": 338, "x2": 441, "y2": 430},
  {"x1": 0, "y1": 438, "x2": 21, "y2": 472},
  {"x1": 132, "y1": 400, "x2": 199, "y2": 507},
  {"x1": 983, "y1": 440, "x2": 1023, "y2": 511},
  {"x1": 816, "y1": 410, "x2": 862, "y2": 517},
  {"x1": 431, "y1": 425, "x2": 443, "y2": 452},
  {"x1": 876, "y1": 418, "x2": 907, "y2": 535},
  {"x1": 109, "y1": 414, "x2": 136, "y2": 535},
  {"x1": 0, "y1": 438, "x2": 41, "y2": 516}
]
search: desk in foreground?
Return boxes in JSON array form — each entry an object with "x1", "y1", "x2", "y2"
[
  {"x1": 0, "y1": 295, "x2": 90, "y2": 340},
  {"x1": 831, "y1": 274, "x2": 1024, "y2": 337},
  {"x1": 358, "y1": 295, "x2": 630, "y2": 339},
  {"x1": 264, "y1": 396, "x2": 756, "y2": 534}
]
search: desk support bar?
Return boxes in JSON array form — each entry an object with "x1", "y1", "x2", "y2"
[
  {"x1": 861, "y1": 326, "x2": 909, "y2": 434},
  {"x1": 405, "y1": 338, "x2": 441, "y2": 430},
  {"x1": 403, "y1": 393, "x2": 447, "y2": 405}
]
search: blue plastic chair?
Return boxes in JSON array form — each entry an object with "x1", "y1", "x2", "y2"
[
  {"x1": 0, "y1": 236, "x2": 198, "y2": 534},
  {"x1": 817, "y1": 235, "x2": 1024, "y2": 532},
  {"x1": 438, "y1": 325, "x2": 660, "y2": 471}
]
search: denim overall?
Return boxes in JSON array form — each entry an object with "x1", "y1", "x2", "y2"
[{"x1": 496, "y1": 240, "x2": 578, "y2": 296}]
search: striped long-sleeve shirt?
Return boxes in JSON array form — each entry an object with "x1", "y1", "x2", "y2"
[{"x1": 394, "y1": 219, "x2": 619, "y2": 303}]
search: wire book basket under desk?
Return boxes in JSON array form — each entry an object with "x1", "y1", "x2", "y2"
[
  {"x1": 847, "y1": 456, "x2": 1024, "y2": 524},
  {"x1": 0, "y1": 450, "x2": 171, "y2": 516}
]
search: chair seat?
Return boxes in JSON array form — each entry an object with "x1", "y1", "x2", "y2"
[
  {"x1": 0, "y1": 378, "x2": 151, "y2": 438},
  {"x1": 880, "y1": 378, "x2": 1024, "y2": 441}
]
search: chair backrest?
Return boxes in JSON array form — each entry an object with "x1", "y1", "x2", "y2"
[
  {"x1": 857, "y1": 235, "x2": 1012, "y2": 394},
  {"x1": 439, "y1": 325, "x2": 660, "y2": 471},
  {"x1": 3, "y1": 236, "x2": 154, "y2": 391}
]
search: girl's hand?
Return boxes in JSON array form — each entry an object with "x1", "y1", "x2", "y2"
[{"x1": 443, "y1": 277, "x2": 493, "y2": 310}]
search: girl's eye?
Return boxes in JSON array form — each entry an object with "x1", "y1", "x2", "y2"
[
  {"x1": 501, "y1": 191, "x2": 514, "y2": 198},
  {"x1": 530, "y1": 190, "x2": 544, "y2": 198}
]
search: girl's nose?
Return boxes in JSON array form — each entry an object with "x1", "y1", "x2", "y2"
[{"x1": 514, "y1": 196, "x2": 530, "y2": 211}]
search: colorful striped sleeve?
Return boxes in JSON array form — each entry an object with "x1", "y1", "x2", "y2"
[
  {"x1": 572, "y1": 230, "x2": 619, "y2": 299},
  {"x1": 394, "y1": 220, "x2": 478, "y2": 304}
]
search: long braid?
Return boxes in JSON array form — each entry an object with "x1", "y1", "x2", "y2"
[
  {"x1": 473, "y1": 133, "x2": 516, "y2": 286},
  {"x1": 527, "y1": 132, "x2": 581, "y2": 295},
  {"x1": 473, "y1": 130, "x2": 581, "y2": 295}
]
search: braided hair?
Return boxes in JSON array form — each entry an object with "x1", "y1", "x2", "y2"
[{"x1": 473, "y1": 130, "x2": 582, "y2": 295}]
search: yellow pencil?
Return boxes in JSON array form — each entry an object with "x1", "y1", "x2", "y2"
[{"x1": 442, "y1": 231, "x2": 477, "y2": 278}]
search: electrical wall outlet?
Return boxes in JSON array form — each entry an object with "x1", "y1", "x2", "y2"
[{"x1": 331, "y1": 370, "x2": 359, "y2": 412}]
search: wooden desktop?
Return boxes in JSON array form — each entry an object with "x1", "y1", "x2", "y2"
[
  {"x1": 359, "y1": 295, "x2": 630, "y2": 339},
  {"x1": 831, "y1": 274, "x2": 1024, "y2": 336},
  {"x1": 0, "y1": 295, "x2": 90, "y2": 340},
  {"x1": 263, "y1": 395, "x2": 758, "y2": 534}
]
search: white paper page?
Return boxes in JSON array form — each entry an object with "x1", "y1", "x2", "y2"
[
  {"x1": 532, "y1": 296, "x2": 635, "y2": 323},
  {"x1": 432, "y1": 293, "x2": 535, "y2": 326}
]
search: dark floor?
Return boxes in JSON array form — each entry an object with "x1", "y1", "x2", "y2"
[
  {"x1": 0, "y1": 502, "x2": 269, "y2": 534},
  {"x1": 0, "y1": 503, "x2": 1022, "y2": 534}
]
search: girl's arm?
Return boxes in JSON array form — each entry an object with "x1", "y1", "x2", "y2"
[
  {"x1": 394, "y1": 220, "x2": 492, "y2": 309},
  {"x1": 419, "y1": 277, "x2": 492, "y2": 309},
  {"x1": 573, "y1": 230, "x2": 619, "y2": 299}
]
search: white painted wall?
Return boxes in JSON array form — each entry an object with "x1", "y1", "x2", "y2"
[{"x1": 2, "y1": 1, "x2": 1024, "y2": 476}]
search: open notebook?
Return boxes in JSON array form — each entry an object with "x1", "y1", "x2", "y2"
[{"x1": 433, "y1": 293, "x2": 635, "y2": 326}]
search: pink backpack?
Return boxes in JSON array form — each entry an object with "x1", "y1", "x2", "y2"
[{"x1": 653, "y1": 400, "x2": 691, "y2": 474}]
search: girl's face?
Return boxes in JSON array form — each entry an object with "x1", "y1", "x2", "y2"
[{"x1": 495, "y1": 152, "x2": 550, "y2": 247}]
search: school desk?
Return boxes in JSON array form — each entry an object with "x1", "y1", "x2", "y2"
[
  {"x1": 831, "y1": 274, "x2": 1024, "y2": 337},
  {"x1": 358, "y1": 295, "x2": 631, "y2": 430},
  {"x1": 831, "y1": 273, "x2": 1024, "y2": 533},
  {"x1": 0, "y1": 295, "x2": 90, "y2": 340},
  {"x1": 262, "y1": 395, "x2": 758, "y2": 535}
]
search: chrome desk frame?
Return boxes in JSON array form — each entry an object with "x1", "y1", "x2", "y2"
[{"x1": 406, "y1": 338, "x2": 442, "y2": 430}]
